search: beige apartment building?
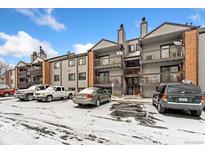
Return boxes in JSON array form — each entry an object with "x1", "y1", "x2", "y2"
[
  {"x1": 1, "y1": 17, "x2": 205, "y2": 97},
  {"x1": 45, "y1": 52, "x2": 88, "y2": 92}
]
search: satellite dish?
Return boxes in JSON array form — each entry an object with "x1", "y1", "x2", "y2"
[{"x1": 173, "y1": 41, "x2": 182, "y2": 46}]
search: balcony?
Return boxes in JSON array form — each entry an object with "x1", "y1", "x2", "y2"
[
  {"x1": 94, "y1": 75, "x2": 122, "y2": 88},
  {"x1": 140, "y1": 71, "x2": 184, "y2": 85},
  {"x1": 18, "y1": 82, "x2": 31, "y2": 89},
  {"x1": 94, "y1": 55, "x2": 122, "y2": 70},
  {"x1": 31, "y1": 69, "x2": 42, "y2": 76},
  {"x1": 18, "y1": 71, "x2": 31, "y2": 77},
  {"x1": 125, "y1": 67, "x2": 141, "y2": 77},
  {"x1": 141, "y1": 45, "x2": 184, "y2": 64}
]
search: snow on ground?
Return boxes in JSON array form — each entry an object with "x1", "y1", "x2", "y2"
[{"x1": 0, "y1": 96, "x2": 205, "y2": 145}]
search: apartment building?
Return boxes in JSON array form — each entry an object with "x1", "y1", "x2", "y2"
[
  {"x1": 88, "y1": 38, "x2": 123, "y2": 95},
  {"x1": 15, "y1": 46, "x2": 47, "y2": 89},
  {"x1": 140, "y1": 19, "x2": 197, "y2": 97},
  {"x1": 46, "y1": 52, "x2": 88, "y2": 92},
  {"x1": 0, "y1": 69, "x2": 16, "y2": 88}
]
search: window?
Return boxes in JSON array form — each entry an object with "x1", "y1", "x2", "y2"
[
  {"x1": 62, "y1": 87, "x2": 65, "y2": 91},
  {"x1": 146, "y1": 55, "x2": 153, "y2": 60},
  {"x1": 136, "y1": 44, "x2": 140, "y2": 51},
  {"x1": 129, "y1": 44, "x2": 135, "y2": 52},
  {"x1": 38, "y1": 86, "x2": 45, "y2": 90},
  {"x1": 68, "y1": 73, "x2": 75, "y2": 81},
  {"x1": 78, "y1": 57, "x2": 86, "y2": 65},
  {"x1": 100, "y1": 56, "x2": 109, "y2": 65},
  {"x1": 99, "y1": 72, "x2": 109, "y2": 84},
  {"x1": 54, "y1": 62, "x2": 60, "y2": 69},
  {"x1": 68, "y1": 59, "x2": 75, "y2": 67},
  {"x1": 161, "y1": 45, "x2": 170, "y2": 59},
  {"x1": 79, "y1": 72, "x2": 86, "y2": 80},
  {"x1": 56, "y1": 87, "x2": 61, "y2": 91},
  {"x1": 161, "y1": 66, "x2": 180, "y2": 83},
  {"x1": 54, "y1": 75, "x2": 60, "y2": 82}
]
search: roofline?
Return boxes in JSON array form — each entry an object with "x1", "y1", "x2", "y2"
[
  {"x1": 126, "y1": 37, "x2": 140, "y2": 42},
  {"x1": 47, "y1": 52, "x2": 88, "y2": 62},
  {"x1": 143, "y1": 22, "x2": 197, "y2": 39},
  {"x1": 89, "y1": 38, "x2": 120, "y2": 51}
]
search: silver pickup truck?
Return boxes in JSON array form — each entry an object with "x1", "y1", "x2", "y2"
[
  {"x1": 14, "y1": 85, "x2": 49, "y2": 101},
  {"x1": 33, "y1": 86, "x2": 75, "y2": 102}
]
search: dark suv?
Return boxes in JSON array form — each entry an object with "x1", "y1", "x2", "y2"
[{"x1": 152, "y1": 83, "x2": 205, "y2": 117}]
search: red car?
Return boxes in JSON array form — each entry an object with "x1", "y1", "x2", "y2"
[{"x1": 0, "y1": 84, "x2": 15, "y2": 97}]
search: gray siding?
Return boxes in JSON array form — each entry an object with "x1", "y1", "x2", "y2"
[{"x1": 199, "y1": 33, "x2": 205, "y2": 91}]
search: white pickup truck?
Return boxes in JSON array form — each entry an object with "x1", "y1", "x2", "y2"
[{"x1": 33, "y1": 86, "x2": 75, "y2": 102}]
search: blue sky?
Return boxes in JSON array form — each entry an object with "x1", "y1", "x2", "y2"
[{"x1": 0, "y1": 8, "x2": 205, "y2": 67}]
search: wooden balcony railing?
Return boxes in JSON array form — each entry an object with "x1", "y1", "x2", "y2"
[
  {"x1": 141, "y1": 45, "x2": 184, "y2": 64},
  {"x1": 94, "y1": 55, "x2": 122, "y2": 69},
  {"x1": 140, "y1": 71, "x2": 184, "y2": 85}
]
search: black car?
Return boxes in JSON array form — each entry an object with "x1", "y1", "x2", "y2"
[{"x1": 152, "y1": 83, "x2": 205, "y2": 117}]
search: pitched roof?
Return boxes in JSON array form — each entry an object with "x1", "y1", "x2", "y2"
[
  {"x1": 143, "y1": 22, "x2": 196, "y2": 39},
  {"x1": 89, "y1": 38, "x2": 120, "y2": 51}
]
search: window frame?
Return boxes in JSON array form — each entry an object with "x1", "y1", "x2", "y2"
[
  {"x1": 68, "y1": 73, "x2": 75, "y2": 81},
  {"x1": 68, "y1": 59, "x2": 75, "y2": 67},
  {"x1": 54, "y1": 75, "x2": 60, "y2": 82},
  {"x1": 78, "y1": 57, "x2": 86, "y2": 65},
  {"x1": 128, "y1": 44, "x2": 135, "y2": 52},
  {"x1": 78, "y1": 72, "x2": 86, "y2": 80},
  {"x1": 54, "y1": 62, "x2": 60, "y2": 69}
]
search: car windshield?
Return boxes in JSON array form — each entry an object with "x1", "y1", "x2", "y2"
[
  {"x1": 167, "y1": 85, "x2": 201, "y2": 94},
  {"x1": 79, "y1": 88, "x2": 95, "y2": 94},
  {"x1": 28, "y1": 85, "x2": 37, "y2": 90}
]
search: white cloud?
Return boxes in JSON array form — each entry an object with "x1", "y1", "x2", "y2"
[
  {"x1": 0, "y1": 31, "x2": 58, "y2": 58},
  {"x1": 189, "y1": 13, "x2": 201, "y2": 21},
  {"x1": 16, "y1": 8, "x2": 66, "y2": 31},
  {"x1": 73, "y1": 43, "x2": 94, "y2": 54}
]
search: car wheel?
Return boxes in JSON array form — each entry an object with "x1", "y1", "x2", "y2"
[
  {"x1": 26, "y1": 94, "x2": 33, "y2": 101},
  {"x1": 95, "y1": 99, "x2": 100, "y2": 107},
  {"x1": 68, "y1": 94, "x2": 73, "y2": 99},
  {"x1": 46, "y1": 95, "x2": 53, "y2": 102},
  {"x1": 152, "y1": 98, "x2": 155, "y2": 106},
  {"x1": 157, "y1": 102, "x2": 165, "y2": 113},
  {"x1": 190, "y1": 110, "x2": 202, "y2": 117},
  {"x1": 4, "y1": 92, "x2": 10, "y2": 97}
]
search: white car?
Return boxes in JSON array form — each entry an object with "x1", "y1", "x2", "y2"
[{"x1": 34, "y1": 86, "x2": 74, "y2": 102}]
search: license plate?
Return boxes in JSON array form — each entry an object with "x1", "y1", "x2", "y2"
[{"x1": 179, "y1": 98, "x2": 188, "y2": 102}]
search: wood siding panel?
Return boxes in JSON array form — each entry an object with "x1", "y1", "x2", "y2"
[
  {"x1": 185, "y1": 29, "x2": 198, "y2": 85},
  {"x1": 88, "y1": 50, "x2": 94, "y2": 87},
  {"x1": 42, "y1": 61, "x2": 50, "y2": 85}
]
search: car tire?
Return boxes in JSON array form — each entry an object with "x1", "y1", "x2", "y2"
[
  {"x1": 68, "y1": 94, "x2": 73, "y2": 99},
  {"x1": 26, "y1": 94, "x2": 33, "y2": 101},
  {"x1": 4, "y1": 92, "x2": 10, "y2": 97},
  {"x1": 95, "y1": 99, "x2": 100, "y2": 107},
  {"x1": 152, "y1": 98, "x2": 155, "y2": 106},
  {"x1": 157, "y1": 102, "x2": 165, "y2": 113},
  {"x1": 46, "y1": 95, "x2": 53, "y2": 102},
  {"x1": 190, "y1": 110, "x2": 202, "y2": 117}
]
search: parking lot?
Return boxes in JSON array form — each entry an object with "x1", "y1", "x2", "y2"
[{"x1": 0, "y1": 96, "x2": 205, "y2": 145}]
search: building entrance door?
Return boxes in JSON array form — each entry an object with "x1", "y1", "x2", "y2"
[{"x1": 126, "y1": 77, "x2": 140, "y2": 95}]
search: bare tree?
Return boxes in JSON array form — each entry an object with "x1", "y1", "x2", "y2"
[{"x1": 0, "y1": 60, "x2": 13, "y2": 74}]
